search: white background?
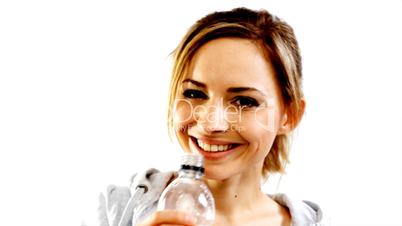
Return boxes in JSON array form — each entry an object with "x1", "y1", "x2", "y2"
[{"x1": 1, "y1": 1, "x2": 401, "y2": 226}]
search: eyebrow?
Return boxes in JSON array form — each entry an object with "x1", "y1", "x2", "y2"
[
  {"x1": 227, "y1": 87, "x2": 267, "y2": 97},
  {"x1": 182, "y1": 79, "x2": 267, "y2": 96},
  {"x1": 182, "y1": 79, "x2": 206, "y2": 88}
]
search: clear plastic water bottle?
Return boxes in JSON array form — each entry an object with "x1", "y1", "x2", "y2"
[{"x1": 157, "y1": 154, "x2": 215, "y2": 226}]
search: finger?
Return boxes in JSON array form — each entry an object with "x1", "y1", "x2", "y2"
[
  {"x1": 139, "y1": 210, "x2": 196, "y2": 226},
  {"x1": 159, "y1": 224, "x2": 187, "y2": 226}
]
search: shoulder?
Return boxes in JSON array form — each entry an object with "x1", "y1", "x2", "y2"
[
  {"x1": 94, "y1": 168, "x2": 174, "y2": 226},
  {"x1": 269, "y1": 193, "x2": 324, "y2": 226},
  {"x1": 104, "y1": 168, "x2": 175, "y2": 205}
]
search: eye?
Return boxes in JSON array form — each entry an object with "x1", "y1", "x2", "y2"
[
  {"x1": 232, "y1": 96, "x2": 260, "y2": 108},
  {"x1": 182, "y1": 89, "x2": 208, "y2": 99}
]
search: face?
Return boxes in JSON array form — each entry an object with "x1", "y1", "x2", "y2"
[{"x1": 173, "y1": 38, "x2": 287, "y2": 180}]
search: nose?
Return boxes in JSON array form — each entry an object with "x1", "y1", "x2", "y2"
[{"x1": 194, "y1": 101, "x2": 229, "y2": 134}]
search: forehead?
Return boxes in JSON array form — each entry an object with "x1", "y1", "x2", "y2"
[{"x1": 186, "y1": 38, "x2": 278, "y2": 93}]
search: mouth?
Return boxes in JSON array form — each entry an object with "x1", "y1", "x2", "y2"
[{"x1": 189, "y1": 136, "x2": 241, "y2": 159}]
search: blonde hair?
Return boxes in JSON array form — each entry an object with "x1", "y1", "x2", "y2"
[{"x1": 167, "y1": 7, "x2": 304, "y2": 178}]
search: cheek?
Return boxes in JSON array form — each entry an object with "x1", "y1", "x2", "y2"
[
  {"x1": 238, "y1": 108, "x2": 281, "y2": 134},
  {"x1": 255, "y1": 105, "x2": 283, "y2": 133},
  {"x1": 172, "y1": 100, "x2": 194, "y2": 152},
  {"x1": 237, "y1": 109, "x2": 280, "y2": 149},
  {"x1": 173, "y1": 99, "x2": 194, "y2": 130}
]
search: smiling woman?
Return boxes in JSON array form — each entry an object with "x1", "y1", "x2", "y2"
[
  {"x1": 86, "y1": 7, "x2": 322, "y2": 226},
  {"x1": 173, "y1": 38, "x2": 293, "y2": 181}
]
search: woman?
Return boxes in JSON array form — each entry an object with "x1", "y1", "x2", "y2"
[{"x1": 92, "y1": 7, "x2": 323, "y2": 226}]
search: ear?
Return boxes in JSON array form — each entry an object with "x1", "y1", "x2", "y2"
[{"x1": 278, "y1": 98, "x2": 306, "y2": 135}]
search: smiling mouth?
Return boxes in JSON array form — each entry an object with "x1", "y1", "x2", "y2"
[{"x1": 190, "y1": 136, "x2": 240, "y2": 152}]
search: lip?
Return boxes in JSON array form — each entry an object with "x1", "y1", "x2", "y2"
[
  {"x1": 189, "y1": 136, "x2": 241, "y2": 160},
  {"x1": 196, "y1": 137, "x2": 235, "y2": 145}
]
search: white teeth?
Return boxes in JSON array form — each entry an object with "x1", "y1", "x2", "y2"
[
  {"x1": 196, "y1": 139, "x2": 233, "y2": 152},
  {"x1": 218, "y1": 145, "x2": 223, "y2": 151},
  {"x1": 211, "y1": 145, "x2": 218, "y2": 152}
]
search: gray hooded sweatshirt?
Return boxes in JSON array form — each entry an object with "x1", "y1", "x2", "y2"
[{"x1": 84, "y1": 169, "x2": 323, "y2": 226}]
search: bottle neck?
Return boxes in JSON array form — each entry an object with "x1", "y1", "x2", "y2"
[{"x1": 178, "y1": 169, "x2": 203, "y2": 180}]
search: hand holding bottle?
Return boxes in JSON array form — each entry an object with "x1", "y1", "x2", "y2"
[
  {"x1": 137, "y1": 209, "x2": 196, "y2": 226},
  {"x1": 157, "y1": 154, "x2": 215, "y2": 226}
]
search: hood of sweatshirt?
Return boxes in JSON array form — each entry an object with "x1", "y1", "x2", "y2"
[{"x1": 270, "y1": 193, "x2": 323, "y2": 226}]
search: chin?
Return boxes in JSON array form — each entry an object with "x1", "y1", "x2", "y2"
[
  {"x1": 204, "y1": 172, "x2": 227, "y2": 181},
  {"x1": 203, "y1": 164, "x2": 238, "y2": 181}
]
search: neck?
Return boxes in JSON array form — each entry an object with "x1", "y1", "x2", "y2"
[
  {"x1": 202, "y1": 165, "x2": 290, "y2": 225},
  {"x1": 205, "y1": 166, "x2": 267, "y2": 217}
]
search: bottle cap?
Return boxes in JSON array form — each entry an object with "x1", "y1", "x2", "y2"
[{"x1": 180, "y1": 154, "x2": 204, "y2": 173}]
